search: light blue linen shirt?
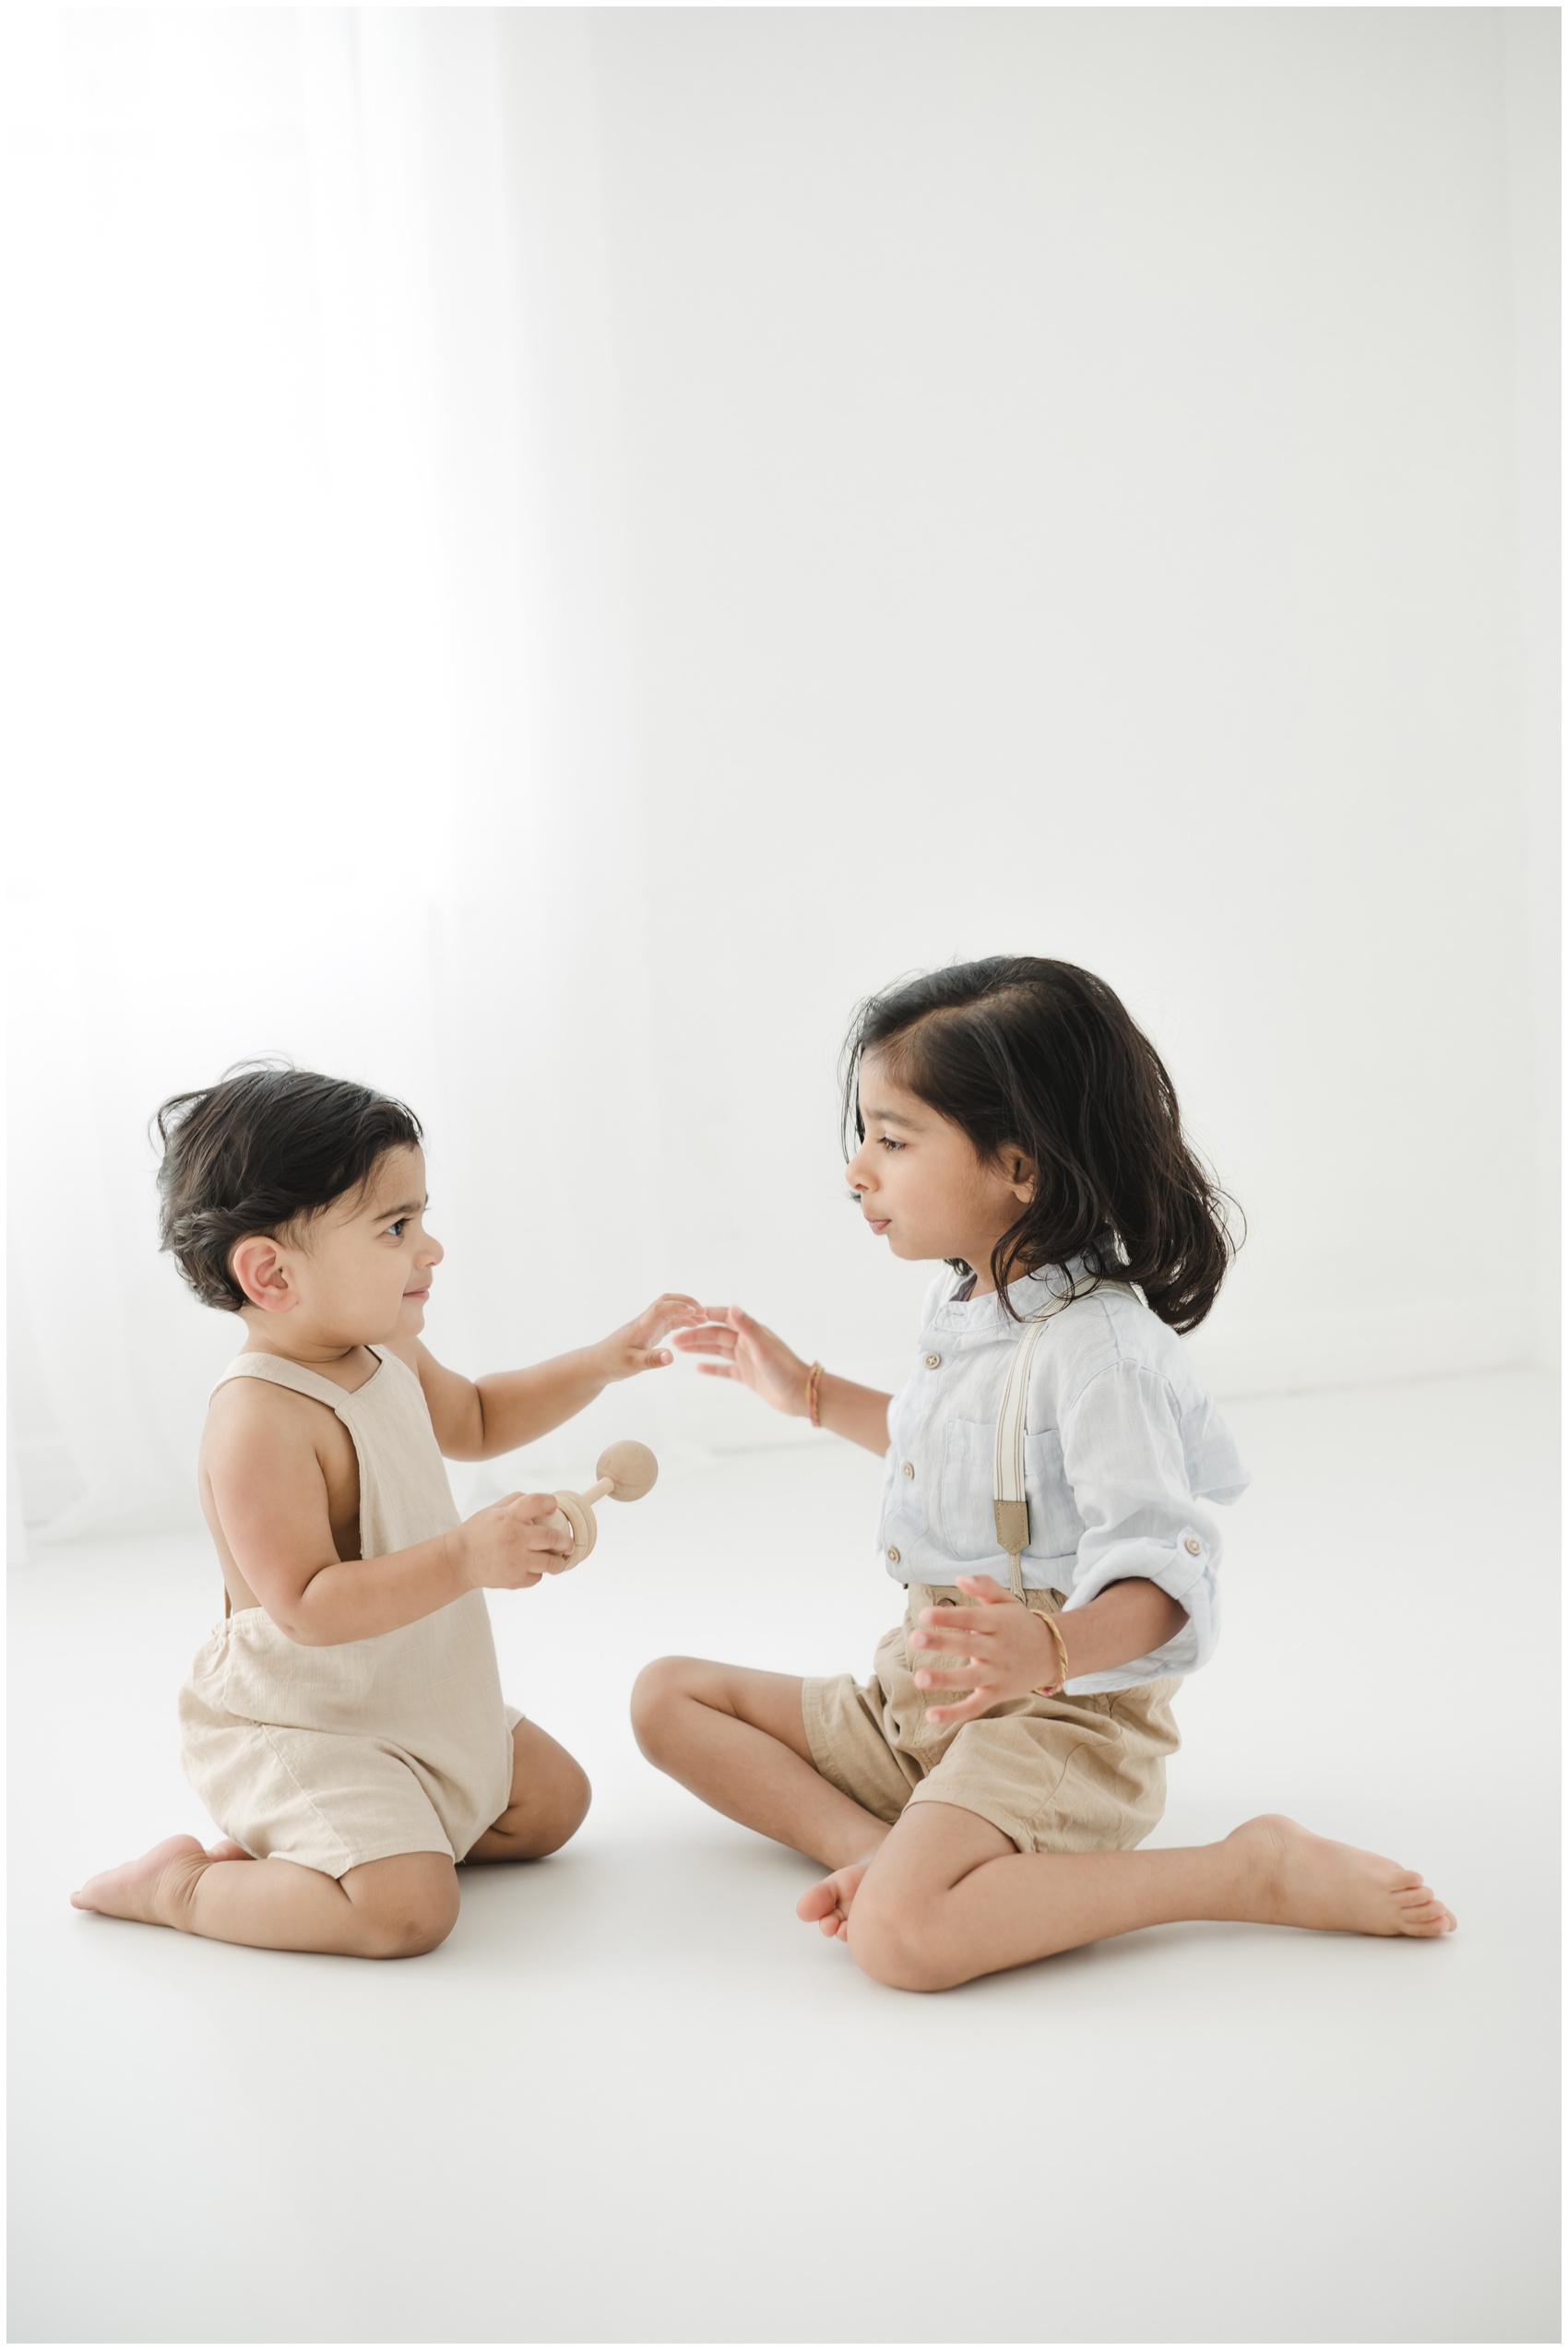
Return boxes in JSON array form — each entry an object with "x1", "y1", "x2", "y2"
[{"x1": 876, "y1": 1258, "x2": 1249, "y2": 1691}]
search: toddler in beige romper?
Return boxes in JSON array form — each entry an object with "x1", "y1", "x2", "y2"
[
  {"x1": 72, "y1": 1064, "x2": 704, "y2": 1958},
  {"x1": 181, "y1": 1349, "x2": 522, "y2": 1875}
]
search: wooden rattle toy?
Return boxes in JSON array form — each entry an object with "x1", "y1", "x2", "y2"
[{"x1": 546, "y1": 1441, "x2": 659, "y2": 1569}]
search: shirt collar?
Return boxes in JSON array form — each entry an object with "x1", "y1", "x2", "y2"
[{"x1": 936, "y1": 1252, "x2": 1099, "y2": 1331}]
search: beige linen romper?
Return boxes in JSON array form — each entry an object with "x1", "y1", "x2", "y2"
[{"x1": 179, "y1": 1348, "x2": 520, "y2": 1876}]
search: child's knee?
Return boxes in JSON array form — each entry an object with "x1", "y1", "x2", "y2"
[
  {"x1": 559, "y1": 1755, "x2": 592, "y2": 1838},
  {"x1": 847, "y1": 1883, "x2": 956, "y2": 1994},
  {"x1": 629, "y1": 1656, "x2": 698, "y2": 1760},
  {"x1": 346, "y1": 1857, "x2": 460, "y2": 1958},
  {"x1": 531, "y1": 1755, "x2": 592, "y2": 1855}
]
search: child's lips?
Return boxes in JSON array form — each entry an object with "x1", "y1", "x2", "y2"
[{"x1": 866, "y1": 1217, "x2": 891, "y2": 1236}]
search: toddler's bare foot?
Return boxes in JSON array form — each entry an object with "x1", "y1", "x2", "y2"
[
  {"x1": 71, "y1": 1834, "x2": 209, "y2": 1928},
  {"x1": 1229, "y1": 1814, "x2": 1456, "y2": 1938},
  {"x1": 797, "y1": 1857, "x2": 877, "y2": 1942},
  {"x1": 206, "y1": 1840, "x2": 251, "y2": 1862}
]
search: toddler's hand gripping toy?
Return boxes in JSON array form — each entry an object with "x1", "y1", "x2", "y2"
[{"x1": 546, "y1": 1441, "x2": 659, "y2": 1568}]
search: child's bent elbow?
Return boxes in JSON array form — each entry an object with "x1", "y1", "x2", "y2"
[{"x1": 266, "y1": 1607, "x2": 341, "y2": 1648}]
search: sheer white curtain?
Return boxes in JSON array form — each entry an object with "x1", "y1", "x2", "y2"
[
  {"x1": 8, "y1": 10, "x2": 661, "y2": 1548},
  {"x1": 8, "y1": 8, "x2": 1556, "y2": 1557}
]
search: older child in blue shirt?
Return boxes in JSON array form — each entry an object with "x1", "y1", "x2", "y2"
[{"x1": 637, "y1": 956, "x2": 1455, "y2": 1990}]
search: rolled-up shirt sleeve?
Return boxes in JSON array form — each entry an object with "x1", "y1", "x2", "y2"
[{"x1": 1055, "y1": 1361, "x2": 1222, "y2": 1687}]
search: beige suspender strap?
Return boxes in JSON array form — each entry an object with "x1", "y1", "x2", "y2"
[{"x1": 992, "y1": 1286, "x2": 1086, "y2": 1599}]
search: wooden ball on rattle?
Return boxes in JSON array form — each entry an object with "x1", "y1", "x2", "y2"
[
  {"x1": 588, "y1": 1441, "x2": 659, "y2": 1504},
  {"x1": 548, "y1": 1441, "x2": 659, "y2": 1569}
]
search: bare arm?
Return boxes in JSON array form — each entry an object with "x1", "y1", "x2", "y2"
[
  {"x1": 403, "y1": 1295, "x2": 708, "y2": 1462},
  {"x1": 205, "y1": 1392, "x2": 574, "y2": 1644},
  {"x1": 671, "y1": 1307, "x2": 893, "y2": 1457}
]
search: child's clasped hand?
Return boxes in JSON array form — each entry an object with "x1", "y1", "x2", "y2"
[
  {"x1": 909, "y1": 1573, "x2": 1063, "y2": 1723},
  {"x1": 452, "y1": 1492, "x2": 577, "y2": 1591}
]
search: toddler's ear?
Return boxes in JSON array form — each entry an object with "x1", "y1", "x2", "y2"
[{"x1": 230, "y1": 1236, "x2": 295, "y2": 1314}]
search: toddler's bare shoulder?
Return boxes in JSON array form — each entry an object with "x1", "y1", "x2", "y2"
[{"x1": 203, "y1": 1373, "x2": 337, "y2": 1461}]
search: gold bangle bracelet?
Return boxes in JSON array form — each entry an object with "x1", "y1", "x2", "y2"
[
  {"x1": 806, "y1": 1361, "x2": 824, "y2": 1427},
  {"x1": 1032, "y1": 1609, "x2": 1071, "y2": 1696}
]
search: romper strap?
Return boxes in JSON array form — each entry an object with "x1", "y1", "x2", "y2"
[{"x1": 210, "y1": 1352, "x2": 372, "y2": 1416}]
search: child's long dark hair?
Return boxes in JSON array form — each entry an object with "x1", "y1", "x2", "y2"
[{"x1": 840, "y1": 957, "x2": 1239, "y2": 1331}]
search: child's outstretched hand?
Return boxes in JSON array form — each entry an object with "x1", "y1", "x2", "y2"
[
  {"x1": 908, "y1": 1573, "x2": 1064, "y2": 1722},
  {"x1": 670, "y1": 1305, "x2": 813, "y2": 1417},
  {"x1": 593, "y1": 1295, "x2": 708, "y2": 1379}
]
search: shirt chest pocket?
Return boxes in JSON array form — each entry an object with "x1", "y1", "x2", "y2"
[{"x1": 937, "y1": 1418, "x2": 1086, "y2": 1563}]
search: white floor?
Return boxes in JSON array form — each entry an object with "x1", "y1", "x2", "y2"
[{"x1": 8, "y1": 1371, "x2": 1561, "y2": 2345}]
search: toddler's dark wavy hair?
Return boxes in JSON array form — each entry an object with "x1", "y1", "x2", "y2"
[
  {"x1": 840, "y1": 957, "x2": 1239, "y2": 1331},
  {"x1": 154, "y1": 1062, "x2": 423, "y2": 1312}
]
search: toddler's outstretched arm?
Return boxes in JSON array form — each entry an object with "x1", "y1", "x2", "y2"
[
  {"x1": 672, "y1": 1307, "x2": 892, "y2": 1454},
  {"x1": 413, "y1": 1294, "x2": 708, "y2": 1461}
]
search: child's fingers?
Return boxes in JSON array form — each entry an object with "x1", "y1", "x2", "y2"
[
  {"x1": 956, "y1": 1573, "x2": 1015, "y2": 1606},
  {"x1": 923, "y1": 1691, "x2": 997, "y2": 1725},
  {"x1": 499, "y1": 1500, "x2": 572, "y2": 1552},
  {"x1": 632, "y1": 1347, "x2": 674, "y2": 1370},
  {"x1": 510, "y1": 1492, "x2": 565, "y2": 1523},
  {"x1": 640, "y1": 1296, "x2": 708, "y2": 1333},
  {"x1": 909, "y1": 1641, "x2": 995, "y2": 1667},
  {"x1": 912, "y1": 1666, "x2": 989, "y2": 1690},
  {"x1": 913, "y1": 1610, "x2": 997, "y2": 1640}
]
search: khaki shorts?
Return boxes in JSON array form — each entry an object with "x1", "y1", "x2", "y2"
[{"x1": 802, "y1": 1584, "x2": 1181, "y2": 1855}]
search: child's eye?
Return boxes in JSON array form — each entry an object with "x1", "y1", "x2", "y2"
[
  {"x1": 386, "y1": 1219, "x2": 408, "y2": 1239},
  {"x1": 878, "y1": 1136, "x2": 904, "y2": 1153}
]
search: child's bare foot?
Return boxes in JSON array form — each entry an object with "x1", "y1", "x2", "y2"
[
  {"x1": 1229, "y1": 1814, "x2": 1456, "y2": 1938},
  {"x1": 797, "y1": 1857, "x2": 878, "y2": 1941},
  {"x1": 206, "y1": 1840, "x2": 251, "y2": 1862},
  {"x1": 71, "y1": 1834, "x2": 210, "y2": 1927}
]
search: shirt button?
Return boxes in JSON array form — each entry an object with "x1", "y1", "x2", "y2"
[
  {"x1": 924, "y1": 1353, "x2": 942, "y2": 1370},
  {"x1": 901, "y1": 1462, "x2": 915, "y2": 1479},
  {"x1": 886, "y1": 1546, "x2": 901, "y2": 1565},
  {"x1": 1184, "y1": 1537, "x2": 1202, "y2": 1556}
]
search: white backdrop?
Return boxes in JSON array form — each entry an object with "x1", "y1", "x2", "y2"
[{"x1": 7, "y1": 6, "x2": 1558, "y2": 1551}]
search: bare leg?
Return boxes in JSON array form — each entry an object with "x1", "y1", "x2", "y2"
[
  {"x1": 631, "y1": 1656, "x2": 892, "y2": 1869},
  {"x1": 72, "y1": 1837, "x2": 460, "y2": 1958},
  {"x1": 813, "y1": 1802, "x2": 1457, "y2": 1992},
  {"x1": 465, "y1": 1719, "x2": 591, "y2": 1863}
]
